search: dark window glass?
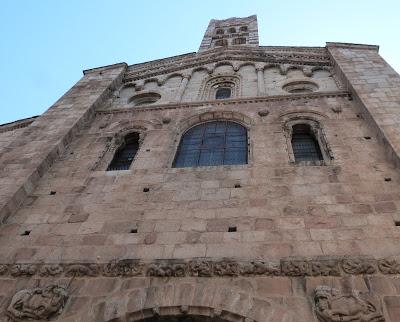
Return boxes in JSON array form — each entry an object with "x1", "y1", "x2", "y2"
[
  {"x1": 173, "y1": 121, "x2": 248, "y2": 168},
  {"x1": 107, "y1": 133, "x2": 140, "y2": 171},
  {"x1": 291, "y1": 124, "x2": 323, "y2": 162},
  {"x1": 215, "y1": 87, "x2": 231, "y2": 99}
]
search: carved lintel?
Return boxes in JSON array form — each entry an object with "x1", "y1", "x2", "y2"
[
  {"x1": 189, "y1": 260, "x2": 212, "y2": 277},
  {"x1": 341, "y1": 258, "x2": 376, "y2": 275},
  {"x1": 65, "y1": 264, "x2": 99, "y2": 277},
  {"x1": 39, "y1": 264, "x2": 63, "y2": 277},
  {"x1": 1, "y1": 257, "x2": 400, "y2": 278},
  {"x1": 147, "y1": 262, "x2": 186, "y2": 277},
  {"x1": 214, "y1": 261, "x2": 239, "y2": 276},
  {"x1": 103, "y1": 259, "x2": 143, "y2": 277},
  {"x1": 377, "y1": 259, "x2": 400, "y2": 274},
  {"x1": 10, "y1": 264, "x2": 37, "y2": 277}
]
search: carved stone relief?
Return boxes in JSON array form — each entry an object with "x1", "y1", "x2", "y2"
[
  {"x1": 0, "y1": 257, "x2": 400, "y2": 278},
  {"x1": 314, "y1": 285, "x2": 385, "y2": 322},
  {"x1": 6, "y1": 285, "x2": 68, "y2": 321}
]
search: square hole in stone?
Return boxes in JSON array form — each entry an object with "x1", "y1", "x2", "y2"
[
  {"x1": 234, "y1": 184, "x2": 241, "y2": 188},
  {"x1": 364, "y1": 136, "x2": 371, "y2": 140},
  {"x1": 228, "y1": 226, "x2": 237, "y2": 232},
  {"x1": 385, "y1": 177, "x2": 392, "y2": 182},
  {"x1": 49, "y1": 191, "x2": 56, "y2": 195},
  {"x1": 130, "y1": 228, "x2": 138, "y2": 233},
  {"x1": 21, "y1": 230, "x2": 31, "y2": 236},
  {"x1": 395, "y1": 221, "x2": 400, "y2": 227},
  {"x1": 143, "y1": 188, "x2": 150, "y2": 192}
]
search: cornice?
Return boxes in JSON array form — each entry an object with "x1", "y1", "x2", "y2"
[
  {"x1": 83, "y1": 62, "x2": 128, "y2": 75},
  {"x1": 0, "y1": 116, "x2": 38, "y2": 134},
  {"x1": 125, "y1": 47, "x2": 331, "y2": 82},
  {"x1": 1, "y1": 256, "x2": 400, "y2": 278},
  {"x1": 326, "y1": 42, "x2": 379, "y2": 52},
  {"x1": 96, "y1": 91, "x2": 350, "y2": 115}
]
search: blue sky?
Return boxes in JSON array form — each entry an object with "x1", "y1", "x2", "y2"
[{"x1": 1, "y1": 0, "x2": 399, "y2": 124}]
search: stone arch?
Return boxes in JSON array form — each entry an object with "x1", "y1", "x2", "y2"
[
  {"x1": 97, "y1": 282, "x2": 299, "y2": 322},
  {"x1": 279, "y1": 111, "x2": 333, "y2": 165},
  {"x1": 143, "y1": 78, "x2": 162, "y2": 88},
  {"x1": 166, "y1": 109, "x2": 254, "y2": 167},
  {"x1": 192, "y1": 66, "x2": 212, "y2": 75},
  {"x1": 91, "y1": 119, "x2": 161, "y2": 171},
  {"x1": 110, "y1": 305, "x2": 250, "y2": 322},
  {"x1": 212, "y1": 61, "x2": 236, "y2": 74},
  {"x1": 311, "y1": 66, "x2": 332, "y2": 74},
  {"x1": 162, "y1": 73, "x2": 184, "y2": 85},
  {"x1": 237, "y1": 62, "x2": 256, "y2": 71},
  {"x1": 177, "y1": 110, "x2": 253, "y2": 134},
  {"x1": 285, "y1": 65, "x2": 306, "y2": 78},
  {"x1": 198, "y1": 75, "x2": 242, "y2": 100}
]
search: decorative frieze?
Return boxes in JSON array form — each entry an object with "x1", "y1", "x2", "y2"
[
  {"x1": 1, "y1": 257, "x2": 400, "y2": 279},
  {"x1": 96, "y1": 91, "x2": 351, "y2": 116}
]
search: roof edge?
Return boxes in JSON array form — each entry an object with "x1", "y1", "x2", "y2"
[
  {"x1": 83, "y1": 62, "x2": 128, "y2": 75},
  {"x1": 326, "y1": 42, "x2": 379, "y2": 52}
]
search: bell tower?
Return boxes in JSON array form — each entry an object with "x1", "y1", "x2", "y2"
[{"x1": 198, "y1": 15, "x2": 259, "y2": 52}]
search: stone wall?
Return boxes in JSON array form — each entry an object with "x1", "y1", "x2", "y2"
[{"x1": 1, "y1": 43, "x2": 400, "y2": 321}]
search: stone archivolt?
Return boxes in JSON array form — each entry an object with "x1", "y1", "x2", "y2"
[
  {"x1": 314, "y1": 285, "x2": 385, "y2": 322},
  {"x1": 1, "y1": 257, "x2": 400, "y2": 278}
]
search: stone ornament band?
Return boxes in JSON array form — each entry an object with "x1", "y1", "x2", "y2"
[{"x1": 1, "y1": 257, "x2": 400, "y2": 278}]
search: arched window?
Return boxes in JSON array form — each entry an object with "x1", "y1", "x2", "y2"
[
  {"x1": 228, "y1": 27, "x2": 236, "y2": 33},
  {"x1": 215, "y1": 29, "x2": 224, "y2": 35},
  {"x1": 107, "y1": 132, "x2": 140, "y2": 170},
  {"x1": 232, "y1": 37, "x2": 246, "y2": 45},
  {"x1": 129, "y1": 92, "x2": 161, "y2": 106},
  {"x1": 215, "y1": 87, "x2": 231, "y2": 99},
  {"x1": 291, "y1": 124, "x2": 323, "y2": 162},
  {"x1": 173, "y1": 121, "x2": 248, "y2": 168},
  {"x1": 239, "y1": 26, "x2": 248, "y2": 32}
]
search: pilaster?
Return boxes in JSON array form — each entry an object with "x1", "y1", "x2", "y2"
[
  {"x1": 0, "y1": 63, "x2": 127, "y2": 223},
  {"x1": 327, "y1": 42, "x2": 400, "y2": 167}
]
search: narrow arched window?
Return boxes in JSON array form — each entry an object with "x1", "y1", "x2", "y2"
[
  {"x1": 240, "y1": 26, "x2": 248, "y2": 32},
  {"x1": 216, "y1": 29, "x2": 224, "y2": 35},
  {"x1": 228, "y1": 27, "x2": 236, "y2": 33},
  {"x1": 215, "y1": 87, "x2": 231, "y2": 99},
  {"x1": 107, "y1": 133, "x2": 140, "y2": 171},
  {"x1": 291, "y1": 124, "x2": 323, "y2": 162},
  {"x1": 173, "y1": 121, "x2": 248, "y2": 168}
]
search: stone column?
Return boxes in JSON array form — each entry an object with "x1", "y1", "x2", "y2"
[
  {"x1": 175, "y1": 74, "x2": 191, "y2": 102},
  {"x1": 256, "y1": 65, "x2": 266, "y2": 96},
  {"x1": 0, "y1": 63, "x2": 127, "y2": 223}
]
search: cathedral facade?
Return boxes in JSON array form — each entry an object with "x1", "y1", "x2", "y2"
[{"x1": 1, "y1": 15, "x2": 400, "y2": 321}]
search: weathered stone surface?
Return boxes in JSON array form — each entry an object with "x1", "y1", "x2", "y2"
[{"x1": 0, "y1": 14, "x2": 400, "y2": 322}]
